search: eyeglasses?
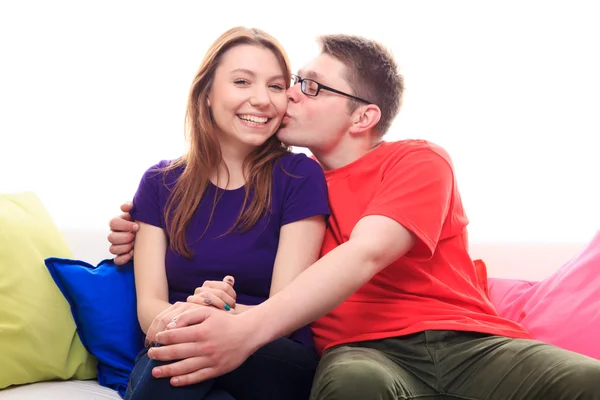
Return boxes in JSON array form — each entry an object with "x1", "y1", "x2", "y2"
[{"x1": 291, "y1": 74, "x2": 372, "y2": 104}]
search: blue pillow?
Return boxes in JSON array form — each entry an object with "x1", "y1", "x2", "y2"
[{"x1": 45, "y1": 257, "x2": 144, "y2": 398}]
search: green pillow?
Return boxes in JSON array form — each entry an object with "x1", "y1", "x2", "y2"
[{"x1": 0, "y1": 192, "x2": 97, "y2": 389}]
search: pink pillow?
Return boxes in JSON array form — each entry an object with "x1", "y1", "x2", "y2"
[
  {"x1": 487, "y1": 278, "x2": 536, "y2": 322},
  {"x1": 488, "y1": 231, "x2": 600, "y2": 359}
]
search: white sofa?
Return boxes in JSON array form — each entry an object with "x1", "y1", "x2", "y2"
[{"x1": 0, "y1": 228, "x2": 585, "y2": 399}]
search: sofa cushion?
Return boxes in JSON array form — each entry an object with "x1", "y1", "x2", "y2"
[
  {"x1": 45, "y1": 257, "x2": 144, "y2": 397},
  {"x1": 0, "y1": 380, "x2": 120, "y2": 400},
  {"x1": 488, "y1": 230, "x2": 600, "y2": 359},
  {"x1": 487, "y1": 278, "x2": 536, "y2": 322},
  {"x1": 0, "y1": 192, "x2": 97, "y2": 389}
]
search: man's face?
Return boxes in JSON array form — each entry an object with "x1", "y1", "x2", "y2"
[{"x1": 277, "y1": 53, "x2": 355, "y2": 153}]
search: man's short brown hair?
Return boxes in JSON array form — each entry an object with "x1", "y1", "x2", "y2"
[{"x1": 318, "y1": 34, "x2": 404, "y2": 136}]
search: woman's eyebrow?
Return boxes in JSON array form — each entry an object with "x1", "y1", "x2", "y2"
[{"x1": 230, "y1": 68, "x2": 285, "y2": 81}]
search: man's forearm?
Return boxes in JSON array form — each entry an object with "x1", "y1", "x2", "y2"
[{"x1": 240, "y1": 240, "x2": 381, "y2": 346}]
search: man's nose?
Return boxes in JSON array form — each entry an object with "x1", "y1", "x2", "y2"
[{"x1": 286, "y1": 83, "x2": 301, "y2": 103}]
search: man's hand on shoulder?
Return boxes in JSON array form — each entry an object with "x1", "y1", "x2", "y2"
[
  {"x1": 149, "y1": 307, "x2": 261, "y2": 386},
  {"x1": 108, "y1": 201, "x2": 139, "y2": 265}
]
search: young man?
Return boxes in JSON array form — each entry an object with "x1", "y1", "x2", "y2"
[{"x1": 109, "y1": 34, "x2": 600, "y2": 399}]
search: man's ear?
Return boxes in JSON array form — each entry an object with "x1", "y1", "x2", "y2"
[{"x1": 349, "y1": 104, "x2": 381, "y2": 135}]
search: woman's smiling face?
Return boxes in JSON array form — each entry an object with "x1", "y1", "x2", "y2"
[{"x1": 207, "y1": 44, "x2": 288, "y2": 151}]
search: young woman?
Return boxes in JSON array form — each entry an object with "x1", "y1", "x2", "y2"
[{"x1": 124, "y1": 27, "x2": 329, "y2": 400}]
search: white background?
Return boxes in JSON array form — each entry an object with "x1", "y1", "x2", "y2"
[{"x1": 1, "y1": 0, "x2": 598, "y2": 243}]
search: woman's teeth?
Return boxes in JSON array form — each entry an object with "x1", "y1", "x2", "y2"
[{"x1": 238, "y1": 114, "x2": 268, "y2": 124}]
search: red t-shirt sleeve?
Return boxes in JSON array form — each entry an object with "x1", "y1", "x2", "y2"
[{"x1": 362, "y1": 148, "x2": 454, "y2": 259}]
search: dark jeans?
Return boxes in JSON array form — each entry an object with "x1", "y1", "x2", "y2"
[
  {"x1": 311, "y1": 330, "x2": 600, "y2": 400},
  {"x1": 125, "y1": 337, "x2": 318, "y2": 400}
]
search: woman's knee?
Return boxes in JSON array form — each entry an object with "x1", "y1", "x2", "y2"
[{"x1": 126, "y1": 352, "x2": 216, "y2": 400}]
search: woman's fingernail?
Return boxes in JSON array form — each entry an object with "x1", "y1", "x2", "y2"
[
  {"x1": 148, "y1": 348, "x2": 154, "y2": 358},
  {"x1": 226, "y1": 278, "x2": 234, "y2": 283},
  {"x1": 153, "y1": 368, "x2": 162, "y2": 377},
  {"x1": 167, "y1": 321, "x2": 176, "y2": 329},
  {"x1": 203, "y1": 298, "x2": 211, "y2": 305},
  {"x1": 224, "y1": 304, "x2": 231, "y2": 311},
  {"x1": 172, "y1": 377, "x2": 180, "y2": 386}
]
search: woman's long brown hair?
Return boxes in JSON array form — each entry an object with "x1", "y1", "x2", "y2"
[{"x1": 163, "y1": 27, "x2": 292, "y2": 258}]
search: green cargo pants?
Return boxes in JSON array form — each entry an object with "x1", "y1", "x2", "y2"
[{"x1": 311, "y1": 331, "x2": 600, "y2": 399}]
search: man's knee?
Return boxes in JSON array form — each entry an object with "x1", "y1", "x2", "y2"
[
  {"x1": 311, "y1": 353, "x2": 396, "y2": 400},
  {"x1": 561, "y1": 360, "x2": 600, "y2": 398}
]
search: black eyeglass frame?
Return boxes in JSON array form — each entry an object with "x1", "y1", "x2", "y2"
[{"x1": 291, "y1": 74, "x2": 372, "y2": 105}]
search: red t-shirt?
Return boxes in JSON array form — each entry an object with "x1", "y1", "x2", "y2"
[{"x1": 310, "y1": 140, "x2": 530, "y2": 354}]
